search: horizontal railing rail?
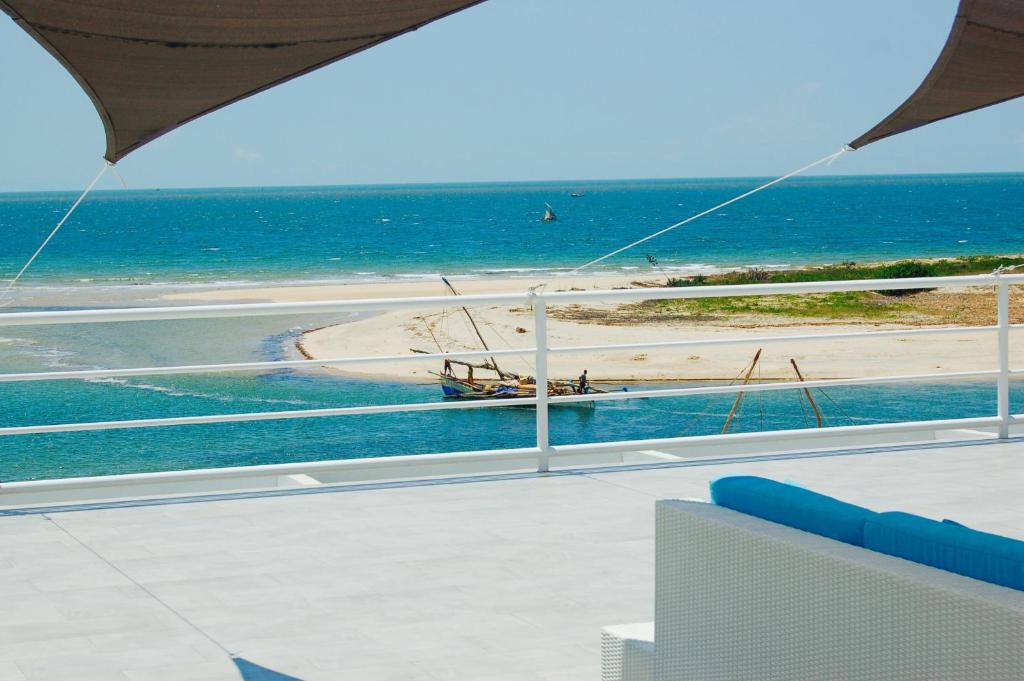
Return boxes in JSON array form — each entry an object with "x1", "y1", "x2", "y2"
[
  {"x1": 548, "y1": 325, "x2": 1000, "y2": 355},
  {"x1": 548, "y1": 416, "x2": 1006, "y2": 455},
  {"x1": 0, "y1": 396, "x2": 541, "y2": 437},
  {"x1": 1, "y1": 325, "x2": 1003, "y2": 384},
  {"x1": 548, "y1": 370, "x2": 1000, "y2": 405},
  {"x1": 0, "y1": 273, "x2": 1020, "y2": 483},
  {"x1": 0, "y1": 370, "x2": 997, "y2": 438},
  {"x1": 1, "y1": 273, "x2": 1020, "y2": 328},
  {"x1": 541, "y1": 274, "x2": 1018, "y2": 302},
  {"x1": 0, "y1": 292, "x2": 532, "y2": 326},
  {"x1": 0, "y1": 347, "x2": 536, "y2": 383}
]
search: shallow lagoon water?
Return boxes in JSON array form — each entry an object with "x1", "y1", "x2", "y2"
[{"x1": 0, "y1": 311, "x2": 1018, "y2": 481}]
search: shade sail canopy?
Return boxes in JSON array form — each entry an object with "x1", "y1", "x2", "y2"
[
  {"x1": 0, "y1": 1, "x2": 484, "y2": 162},
  {"x1": 850, "y1": 0, "x2": 1024, "y2": 149}
]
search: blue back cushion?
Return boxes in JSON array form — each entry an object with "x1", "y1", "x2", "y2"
[
  {"x1": 710, "y1": 476, "x2": 877, "y2": 546},
  {"x1": 864, "y1": 512, "x2": 1024, "y2": 591}
]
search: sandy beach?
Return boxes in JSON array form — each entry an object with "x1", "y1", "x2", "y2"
[{"x1": 163, "y1": 273, "x2": 1021, "y2": 384}]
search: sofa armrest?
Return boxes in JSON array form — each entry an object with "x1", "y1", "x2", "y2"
[
  {"x1": 601, "y1": 622, "x2": 653, "y2": 681},
  {"x1": 654, "y1": 499, "x2": 1024, "y2": 681}
]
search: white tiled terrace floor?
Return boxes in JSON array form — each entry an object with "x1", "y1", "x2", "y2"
[{"x1": 3, "y1": 437, "x2": 1024, "y2": 681}]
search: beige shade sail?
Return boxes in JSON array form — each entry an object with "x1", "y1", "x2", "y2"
[
  {"x1": 850, "y1": 0, "x2": 1024, "y2": 149},
  {"x1": 0, "y1": 1, "x2": 485, "y2": 162}
]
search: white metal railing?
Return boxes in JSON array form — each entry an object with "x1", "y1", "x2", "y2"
[{"x1": 0, "y1": 273, "x2": 1020, "y2": 479}]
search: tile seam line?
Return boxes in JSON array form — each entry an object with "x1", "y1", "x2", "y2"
[
  {"x1": 577, "y1": 471, "x2": 664, "y2": 499},
  {"x1": 40, "y1": 512, "x2": 237, "y2": 662}
]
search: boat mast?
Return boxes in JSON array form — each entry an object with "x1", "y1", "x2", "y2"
[
  {"x1": 440, "y1": 276, "x2": 508, "y2": 379},
  {"x1": 789, "y1": 358, "x2": 823, "y2": 428},
  {"x1": 722, "y1": 348, "x2": 762, "y2": 434}
]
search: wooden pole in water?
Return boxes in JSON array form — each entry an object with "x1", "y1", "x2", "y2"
[
  {"x1": 790, "y1": 358, "x2": 823, "y2": 428},
  {"x1": 722, "y1": 348, "x2": 762, "y2": 434}
]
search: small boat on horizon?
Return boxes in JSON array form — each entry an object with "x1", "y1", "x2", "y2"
[
  {"x1": 541, "y1": 203, "x2": 557, "y2": 222},
  {"x1": 570, "y1": 191, "x2": 585, "y2": 197}
]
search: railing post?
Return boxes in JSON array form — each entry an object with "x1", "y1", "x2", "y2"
[
  {"x1": 533, "y1": 294, "x2": 551, "y2": 472},
  {"x1": 998, "y1": 278, "x2": 1011, "y2": 440}
]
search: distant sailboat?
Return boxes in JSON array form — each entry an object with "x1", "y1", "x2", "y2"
[{"x1": 542, "y1": 203, "x2": 557, "y2": 222}]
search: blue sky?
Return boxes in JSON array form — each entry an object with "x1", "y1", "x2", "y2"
[{"x1": 3, "y1": 0, "x2": 1024, "y2": 191}]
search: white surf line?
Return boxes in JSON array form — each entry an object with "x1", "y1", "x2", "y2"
[
  {"x1": 0, "y1": 160, "x2": 111, "y2": 307},
  {"x1": 565, "y1": 146, "x2": 852, "y2": 277}
]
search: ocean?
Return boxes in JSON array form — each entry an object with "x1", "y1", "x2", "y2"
[
  {"x1": 3, "y1": 173, "x2": 1023, "y2": 285},
  {"x1": 1, "y1": 173, "x2": 1022, "y2": 481}
]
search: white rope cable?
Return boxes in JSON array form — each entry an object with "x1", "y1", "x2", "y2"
[
  {"x1": 109, "y1": 163, "x2": 128, "y2": 189},
  {"x1": 1, "y1": 160, "x2": 111, "y2": 306},
  {"x1": 565, "y1": 146, "x2": 852, "y2": 277}
]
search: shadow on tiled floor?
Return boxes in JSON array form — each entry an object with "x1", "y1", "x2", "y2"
[{"x1": 233, "y1": 657, "x2": 304, "y2": 681}]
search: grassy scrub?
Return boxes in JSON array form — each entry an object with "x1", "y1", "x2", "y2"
[
  {"x1": 665, "y1": 255, "x2": 1024, "y2": 288},
  {"x1": 615, "y1": 256, "x2": 1024, "y2": 325},
  {"x1": 656, "y1": 291, "x2": 914, "y2": 321}
]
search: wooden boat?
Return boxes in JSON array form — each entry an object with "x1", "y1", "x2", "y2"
[
  {"x1": 541, "y1": 203, "x2": 557, "y2": 222},
  {"x1": 431, "y1": 358, "x2": 599, "y2": 409},
  {"x1": 413, "y1": 277, "x2": 604, "y2": 408}
]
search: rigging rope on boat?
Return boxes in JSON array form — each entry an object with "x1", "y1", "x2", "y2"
[
  {"x1": 795, "y1": 385, "x2": 811, "y2": 429},
  {"x1": 732, "y1": 384, "x2": 747, "y2": 430},
  {"x1": 0, "y1": 160, "x2": 111, "y2": 307},
  {"x1": 417, "y1": 315, "x2": 444, "y2": 353},
  {"x1": 564, "y1": 146, "x2": 851, "y2": 277},
  {"x1": 815, "y1": 387, "x2": 854, "y2": 425},
  {"x1": 757, "y1": 360, "x2": 765, "y2": 432},
  {"x1": 474, "y1": 316, "x2": 534, "y2": 374}
]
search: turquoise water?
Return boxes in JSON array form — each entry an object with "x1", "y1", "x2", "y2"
[{"x1": 1, "y1": 174, "x2": 1022, "y2": 481}]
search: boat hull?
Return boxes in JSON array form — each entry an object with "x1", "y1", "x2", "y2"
[
  {"x1": 440, "y1": 374, "x2": 482, "y2": 397},
  {"x1": 438, "y1": 374, "x2": 594, "y2": 408}
]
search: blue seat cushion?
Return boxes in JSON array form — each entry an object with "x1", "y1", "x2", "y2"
[
  {"x1": 710, "y1": 476, "x2": 877, "y2": 546},
  {"x1": 864, "y1": 512, "x2": 1024, "y2": 591}
]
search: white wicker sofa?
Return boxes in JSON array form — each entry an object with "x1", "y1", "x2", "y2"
[{"x1": 603, "y1": 496, "x2": 1024, "y2": 681}]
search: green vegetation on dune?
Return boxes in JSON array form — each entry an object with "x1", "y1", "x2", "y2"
[
  {"x1": 639, "y1": 256, "x2": 1024, "y2": 322},
  {"x1": 655, "y1": 291, "x2": 913, "y2": 321},
  {"x1": 666, "y1": 255, "x2": 1024, "y2": 288}
]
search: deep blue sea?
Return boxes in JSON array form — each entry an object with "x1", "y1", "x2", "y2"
[
  {"x1": 1, "y1": 174, "x2": 1022, "y2": 481},
  {"x1": 2, "y1": 174, "x2": 1022, "y2": 284}
]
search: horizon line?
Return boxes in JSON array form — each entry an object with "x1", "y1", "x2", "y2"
[{"x1": 5, "y1": 169, "x2": 1024, "y2": 196}]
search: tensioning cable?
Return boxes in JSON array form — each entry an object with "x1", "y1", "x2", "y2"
[
  {"x1": 0, "y1": 160, "x2": 112, "y2": 307},
  {"x1": 564, "y1": 146, "x2": 851, "y2": 278}
]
